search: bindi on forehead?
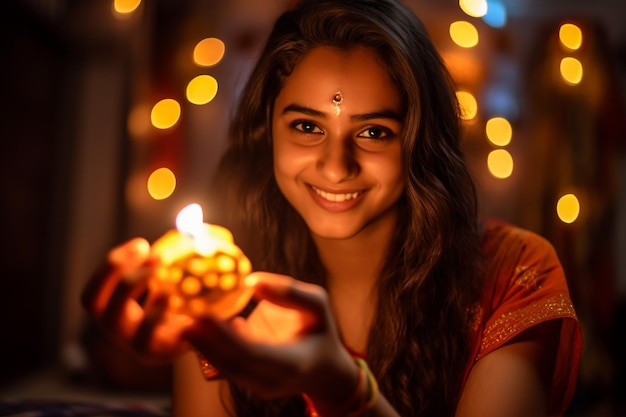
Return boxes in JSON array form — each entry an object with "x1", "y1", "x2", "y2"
[{"x1": 332, "y1": 91, "x2": 343, "y2": 116}]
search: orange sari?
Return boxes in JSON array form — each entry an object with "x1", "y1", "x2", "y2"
[
  {"x1": 466, "y1": 219, "x2": 582, "y2": 416},
  {"x1": 198, "y1": 219, "x2": 583, "y2": 416}
]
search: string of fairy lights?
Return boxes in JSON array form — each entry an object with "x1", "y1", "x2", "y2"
[{"x1": 113, "y1": 0, "x2": 585, "y2": 225}]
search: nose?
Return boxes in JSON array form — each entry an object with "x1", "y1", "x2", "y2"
[{"x1": 316, "y1": 137, "x2": 360, "y2": 183}]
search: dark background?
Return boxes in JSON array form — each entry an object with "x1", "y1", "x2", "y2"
[{"x1": 1, "y1": 0, "x2": 625, "y2": 415}]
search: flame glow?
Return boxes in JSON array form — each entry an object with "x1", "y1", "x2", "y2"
[{"x1": 176, "y1": 203, "x2": 204, "y2": 237}]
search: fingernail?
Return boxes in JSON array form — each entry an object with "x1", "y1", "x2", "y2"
[{"x1": 244, "y1": 274, "x2": 258, "y2": 287}]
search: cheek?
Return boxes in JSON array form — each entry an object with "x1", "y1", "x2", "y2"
[
  {"x1": 273, "y1": 138, "x2": 316, "y2": 179},
  {"x1": 365, "y1": 151, "x2": 405, "y2": 190},
  {"x1": 273, "y1": 140, "x2": 296, "y2": 179}
]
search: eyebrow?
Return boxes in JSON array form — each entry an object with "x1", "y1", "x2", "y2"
[{"x1": 281, "y1": 103, "x2": 403, "y2": 122}]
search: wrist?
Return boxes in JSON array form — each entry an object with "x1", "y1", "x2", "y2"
[{"x1": 303, "y1": 357, "x2": 379, "y2": 417}]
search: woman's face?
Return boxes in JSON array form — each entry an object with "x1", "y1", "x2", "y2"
[{"x1": 272, "y1": 46, "x2": 405, "y2": 240}]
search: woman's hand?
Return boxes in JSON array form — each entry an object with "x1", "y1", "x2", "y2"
[
  {"x1": 83, "y1": 250, "x2": 360, "y2": 413},
  {"x1": 183, "y1": 272, "x2": 360, "y2": 409},
  {"x1": 81, "y1": 238, "x2": 193, "y2": 364}
]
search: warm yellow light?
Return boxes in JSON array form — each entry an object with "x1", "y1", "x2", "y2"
[
  {"x1": 559, "y1": 23, "x2": 583, "y2": 51},
  {"x1": 459, "y1": 0, "x2": 487, "y2": 17},
  {"x1": 113, "y1": 0, "x2": 141, "y2": 14},
  {"x1": 186, "y1": 75, "x2": 219, "y2": 105},
  {"x1": 181, "y1": 276, "x2": 202, "y2": 296},
  {"x1": 151, "y1": 99, "x2": 181, "y2": 129},
  {"x1": 219, "y1": 273, "x2": 237, "y2": 291},
  {"x1": 456, "y1": 90, "x2": 478, "y2": 120},
  {"x1": 176, "y1": 203, "x2": 204, "y2": 235},
  {"x1": 127, "y1": 104, "x2": 151, "y2": 139},
  {"x1": 485, "y1": 117, "x2": 512, "y2": 146},
  {"x1": 193, "y1": 38, "x2": 226, "y2": 67},
  {"x1": 487, "y1": 149, "x2": 513, "y2": 178},
  {"x1": 450, "y1": 21, "x2": 479, "y2": 48},
  {"x1": 560, "y1": 57, "x2": 583, "y2": 85},
  {"x1": 557, "y1": 193, "x2": 580, "y2": 223},
  {"x1": 147, "y1": 167, "x2": 176, "y2": 200}
]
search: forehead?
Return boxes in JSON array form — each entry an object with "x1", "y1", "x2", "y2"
[{"x1": 276, "y1": 46, "x2": 401, "y2": 111}]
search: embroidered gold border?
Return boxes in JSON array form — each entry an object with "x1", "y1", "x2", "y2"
[{"x1": 478, "y1": 293, "x2": 576, "y2": 357}]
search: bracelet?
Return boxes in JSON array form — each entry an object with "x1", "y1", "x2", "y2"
[
  {"x1": 303, "y1": 358, "x2": 378, "y2": 417},
  {"x1": 346, "y1": 359, "x2": 379, "y2": 417},
  {"x1": 195, "y1": 350, "x2": 220, "y2": 380}
]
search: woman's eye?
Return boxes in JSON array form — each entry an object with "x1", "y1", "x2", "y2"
[
  {"x1": 292, "y1": 121, "x2": 323, "y2": 134},
  {"x1": 358, "y1": 126, "x2": 391, "y2": 139}
]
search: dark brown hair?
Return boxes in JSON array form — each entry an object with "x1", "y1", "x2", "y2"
[{"x1": 208, "y1": 0, "x2": 483, "y2": 415}]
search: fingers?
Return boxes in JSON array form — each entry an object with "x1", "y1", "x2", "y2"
[
  {"x1": 108, "y1": 237, "x2": 151, "y2": 270},
  {"x1": 97, "y1": 268, "x2": 152, "y2": 343},
  {"x1": 184, "y1": 314, "x2": 310, "y2": 398},
  {"x1": 131, "y1": 293, "x2": 171, "y2": 354},
  {"x1": 247, "y1": 272, "x2": 329, "y2": 327},
  {"x1": 82, "y1": 237, "x2": 195, "y2": 364},
  {"x1": 83, "y1": 238, "x2": 161, "y2": 345},
  {"x1": 184, "y1": 316, "x2": 250, "y2": 375},
  {"x1": 82, "y1": 238, "x2": 151, "y2": 317}
]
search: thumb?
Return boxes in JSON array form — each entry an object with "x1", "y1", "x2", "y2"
[{"x1": 246, "y1": 273, "x2": 329, "y2": 322}]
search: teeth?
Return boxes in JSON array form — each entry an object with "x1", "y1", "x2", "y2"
[{"x1": 312, "y1": 186, "x2": 361, "y2": 202}]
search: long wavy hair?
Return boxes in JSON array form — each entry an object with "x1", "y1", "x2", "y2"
[{"x1": 207, "y1": 0, "x2": 483, "y2": 415}]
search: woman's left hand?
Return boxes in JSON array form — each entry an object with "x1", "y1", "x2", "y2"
[{"x1": 183, "y1": 272, "x2": 359, "y2": 407}]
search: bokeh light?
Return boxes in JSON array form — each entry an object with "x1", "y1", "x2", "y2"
[
  {"x1": 186, "y1": 75, "x2": 219, "y2": 105},
  {"x1": 559, "y1": 23, "x2": 583, "y2": 51},
  {"x1": 193, "y1": 38, "x2": 226, "y2": 67},
  {"x1": 459, "y1": 0, "x2": 488, "y2": 18},
  {"x1": 456, "y1": 90, "x2": 478, "y2": 120},
  {"x1": 485, "y1": 116, "x2": 512, "y2": 146},
  {"x1": 127, "y1": 104, "x2": 151, "y2": 140},
  {"x1": 147, "y1": 167, "x2": 176, "y2": 200},
  {"x1": 557, "y1": 193, "x2": 580, "y2": 223},
  {"x1": 487, "y1": 149, "x2": 513, "y2": 178},
  {"x1": 560, "y1": 57, "x2": 583, "y2": 85},
  {"x1": 482, "y1": 1, "x2": 506, "y2": 28},
  {"x1": 151, "y1": 98, "x2": 181, "y2": 129},
  {"x1": 450, "y1": 21, "x2": 479, "y2": 48},
  {"x1": 113, "y1": 0, "x2": 141, "y2": 15}
]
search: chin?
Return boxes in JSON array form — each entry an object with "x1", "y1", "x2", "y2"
[{"x1": 306, "y1": 222, "x2": 361, "y2": 240}]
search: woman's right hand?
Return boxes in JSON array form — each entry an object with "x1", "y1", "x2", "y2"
[{"x1": 81, "y1": 238, "x2": 193, "y2": 364}]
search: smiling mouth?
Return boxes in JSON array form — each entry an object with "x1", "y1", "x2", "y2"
[{"x1": 311, "y1": 186, "x2": 363, "y2": 202}]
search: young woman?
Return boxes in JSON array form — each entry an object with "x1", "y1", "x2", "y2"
[{"x1": 82, "y1": 0, "x2": 582, "y2": 416}]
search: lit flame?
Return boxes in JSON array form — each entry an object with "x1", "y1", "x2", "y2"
[
  {"x1": 175, "y1": 203, "x2": 216, "y2": 255},
  {"x1": 176, "y1": 203, "x2": 203, "y2": 236}
]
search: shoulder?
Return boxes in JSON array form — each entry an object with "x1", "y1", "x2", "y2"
[
  {"x1": 482, "y1": 220, "x2": 573, "y2": 324},
  {"x1": 480, "y1": 219, "x2": 557, "y2": 267},
  {"x1": 479, "y1": 219, "x2": 564, "y2": 296},
  {"x1": 475, "y1": 218, "x2": 579, "y2": 357},
  {"x1": 471, "y1": 219, "x2": 583, "y2": 415}
]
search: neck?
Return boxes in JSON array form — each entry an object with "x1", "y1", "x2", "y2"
[
  {"x1": 313, "y1": 207, "x2": 398, "y2": 292},
  {"x1": 312, "y1": 207, "x2": 399, "y2": 353}
]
